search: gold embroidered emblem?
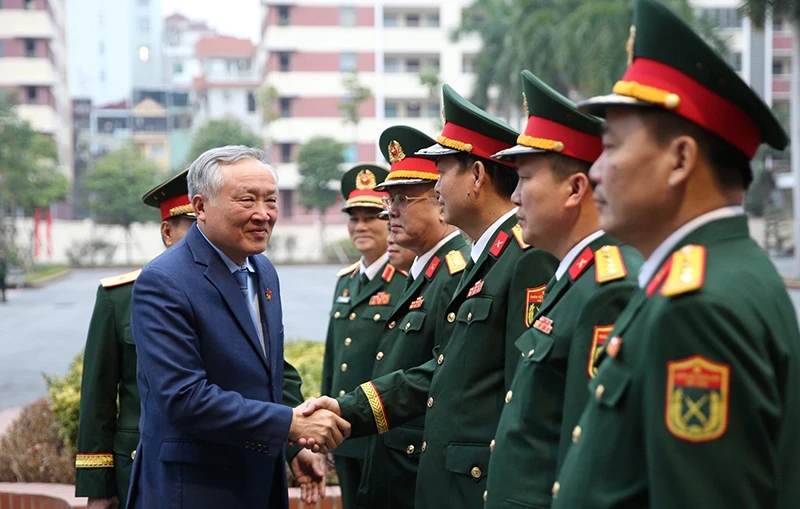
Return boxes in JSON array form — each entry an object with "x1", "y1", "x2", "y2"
[
  {"x1": 522, "y1": 92, "x2": 529, "y2": 117},
  {"x1": 356, "y1": 169, "x2": 377, "y2": 190},
  {"x1": 388, "y1": 140, "x2": 406, "y2": 163},
  {"x1": 361, "y1": 381, "x2": 390, "y2": 434},
  {"x1": 665, "y1": 355, "x2": 729, "y2": 443},
  {"x1": 626, "y1": 25, "x2": 636, "y2": 67},
  {"x1": 525, "y1": 285, "x2": 546, "y2": 328}
]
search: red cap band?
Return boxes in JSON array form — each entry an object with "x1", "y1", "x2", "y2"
[
  {"x1": 160, "y1": 194, "x2": 193, "y2": 221},
  {"x1": 440, "y1": 123, "x2": 515, "y2": 167},
  {"x1": 522, "y1": 116, "x2": 602, "y2": 163}
]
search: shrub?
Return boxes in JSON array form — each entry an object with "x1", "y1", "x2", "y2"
[
  {"x1": 44, "y1": 352, "x2": 83, "y2": 455},
  {"x1": 0, "y1": 398, "x2": 75, "y2": 483},
  {"x1": 284, "y1": 340, "x2": 325, "y2": 400}
]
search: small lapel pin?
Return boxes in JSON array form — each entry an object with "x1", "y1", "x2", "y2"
[{"x1": 266, "y1": 289, "x2": 272, "y2": 301}]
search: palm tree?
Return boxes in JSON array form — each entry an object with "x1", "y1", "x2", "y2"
[{"x1": 741, "y1": 0, "x2": 800, "y2": 267}]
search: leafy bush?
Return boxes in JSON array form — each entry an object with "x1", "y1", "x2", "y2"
[
  {"x1": 285, "y1": 340, "x2": 325, "y2": 399},
  {"x1": 44, "y1": 352, "x2": 83, "y2": 455},
  {"x1": 0, "y1": 398, "x2": 75, "y2": 483}
]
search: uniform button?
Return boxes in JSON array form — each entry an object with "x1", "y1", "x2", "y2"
[
  {"x1": 421, "y1": 441, "x2": 427, "y2": 452},
  {"x1": 489, "y1": 439, "x2": 495, "y2": 452},
  {"x1": 405, "y1": 323, "x2": 411, "y2": 331},
  {"x1": 447, "y1": 312, "x2": 456, "y2": 322},
  {"x1": 437, "y1": 354, "x2": 444, "y2": 365},
  {"x1": 344, "y1": 337, "x2": 352, "y2": 346},
  {"x1": 373, "y1": 313, "x2": 381, "y2": 322},
  {"x1": 349, "y1": 312, "x2": 357, "y2": 320},
  {"x1": 467, "y1": 312, "x2": 473, "y2": 321},
  {"x1": 334, "y1": 311, "x2": 341, "y2": 319},
  {"x1": 389, "y1": 321, "x2": 396, "y2": 329},
  {"x1": 427, "y1": 397, "x2": 434, "y2": 408},
  {"x1": 528, "y1": 349, "x2": 535, "y2": 358},
  {"x1": 339, "y1": 390, "x2": 346, "y2": 397},
  {"x1": 572, "y1": 425, "x2": 582, "y2": 443},
  {"x1": 471, "y1": 466, "x2": 482, "y2": 479},
  {"x1": 131, "y1": 450, "x2": 136, "y2": 460},
  {"x1": 406, "y1": 445, "x2": 415, "y2": 455},
  {"x1": 376, "y1": 351, "x2": 384, "y2": 361},
  {"x1": 483, "y1": 490, "x2": 488, "y2": 502},
  {"x1": 521, "y1": 351, "x2": 525, "y2": 357},
  {"x1": 552, "y1": 481, "x2": 560, "y2": 499},
  {"x1": 341, "y1": 363, "x2": 348, "y2": 372},
  {"x1": 595, "y1": 384, "x2": 605, "y2": 401},
  {"x1": 505, "y1": 390, "x2": 513, "y2": 403}
]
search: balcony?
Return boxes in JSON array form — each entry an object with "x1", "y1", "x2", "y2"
[{"x1": 0, "y1": 9, "x2": 55, "y2": 38}]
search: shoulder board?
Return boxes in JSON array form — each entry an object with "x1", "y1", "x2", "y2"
[
  {"x1": 445, "y1": 250, "x2": 467, "y2": 275},
  {"x1": 489, "y1": 230, "x2": 511, "y2": 257},
  {"x1": 425, "y1": 256, "x2": 442, "y2": 279},
  {"x1": 569, "y1": 247, "x2": 595, "y2": 281},
  {"x1": 336, "y1": 262, "x2": 360, "y2": 278},
  {"x1": 661, "y1": 245, "x2": 706, "y2": 297},
  {"x1": 100, "y1": 269, "x2": 141, "y2": 289},
  {"x1": 511, "y1": 224, "x2": 530, "y2": 249},
  {"x1": 594, "y1": 245, "x2": 627, "y2": 284},
  {"x1": 382, "y1": 264, "x2": 396, "y2": 282}
]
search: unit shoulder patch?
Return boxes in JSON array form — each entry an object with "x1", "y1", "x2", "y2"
[
  {"x1": 511, "y1": 224, "x2": 530, "y2": 249},
  {"x1": 524, "y1": 285, "x2": 547, "y2": 328},
  {"x1": 336, "y1": 262, "x2": 360, "y2": 278},
  {"x1": 382, "y1": 264, "x2": 397, "y2": 282},
  {"x1": 100, "y1": 269, "x2": 141, "y2": 289},
  {"x1": 665, "y1": 355, "x2": 729, "y2": 443},
  {"x1": 588, "y1": 325, "x2": 613, "y2": 378},
  {"x1": 445, "y1": 250, "x2": 467, "y2": 274},
  {"x1": 661, "y1": 245, "x2": 706, "y2": 297},
  {"x1": 595, "y1": 245, "x2": 628, "y2": 284}
]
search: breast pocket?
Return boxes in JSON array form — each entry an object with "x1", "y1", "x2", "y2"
[
  {"x1": 398, "y1": 310, "x2": 427, "y2": 336},
  {"x1": 457, "y1": 296, "x2": 492, "y2": 327},
  {"x1": 590, "y1": 359, "x2": 632, "y2": 410},
  {"x1": 362, "y1": 304, "x2": 391, "y2": 325}
]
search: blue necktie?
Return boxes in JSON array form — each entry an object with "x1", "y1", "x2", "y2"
[{"x1": 234, "y1": 268, "x2": 249, "y2": 301}]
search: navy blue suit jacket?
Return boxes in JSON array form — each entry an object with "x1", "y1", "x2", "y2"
[{"x1": 127, "y1": 225, "x2": 294, "y2": 509}]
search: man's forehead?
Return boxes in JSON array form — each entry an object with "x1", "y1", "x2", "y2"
[
  {"x1": 602, "y1": 107, "x2": 648, "y2": 135},
  {"x1": 389, "y1": 183, "x2": 432, "y2": 196}
]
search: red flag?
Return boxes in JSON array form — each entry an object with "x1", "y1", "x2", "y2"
[
  {"x1": 46, "y1": 208, "x2": 53, "y2": 257},
  {"x1": 33, "y1": 207, "x2": 41, "y2": 259}
]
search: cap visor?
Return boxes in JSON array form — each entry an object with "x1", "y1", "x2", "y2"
[
  {"x1": 577, "y1": 93, "x2": 652, "y2": 117},
  {"x1": 375, "y1": 178, "x2": 435, "y2": 191},
  {"x1": 413, "y1": 143, "x2": 461, "y2": 159},
  {"x1": 341, "y1": 202, "x2": 385, "y2": 212},
  {"x1": 491, "y1": 145, "x2": 549, "y2": 161}
]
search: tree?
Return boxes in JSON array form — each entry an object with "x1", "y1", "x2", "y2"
[
  {"x1": 338, "y1": 72, "x2": 372, "y2": 127},
  {"x1": 0, "y1": 92, "x2": 68, "y2": 266},
  {"x1": 420, "y1": 67, "x2": 444, "y2": 131},
  {"x1": 296, "y1": 137, "x2": 346, "y2": 243},
  {"x1": 82, "y1": 146, "x2": 161, "y2": 263},
  {"x1": 188, "y1": 119, "x2": 264, "y2": 162}
]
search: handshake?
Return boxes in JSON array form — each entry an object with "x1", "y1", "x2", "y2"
[{"x1": 289, "y1": 396, "x2": 348, "y2": 454}]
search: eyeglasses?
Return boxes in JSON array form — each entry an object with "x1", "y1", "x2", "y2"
[{"x1": 381, "y1": 194, "x2": 431, "y2": 209}]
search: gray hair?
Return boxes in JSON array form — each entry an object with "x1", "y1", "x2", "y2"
[{"x1": 187, "y1": 145, "x2": 279, "y2": 201}]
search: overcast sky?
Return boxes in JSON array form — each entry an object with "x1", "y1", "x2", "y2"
[{"x1": 161, "y1": 0, "x2": 261, "y2": 42}]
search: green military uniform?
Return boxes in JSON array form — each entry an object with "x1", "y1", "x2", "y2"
[
  {"x1": 322, "y1": 164, "x2": 406, "y2": 509},
  {"x1": 352, "y1": 125, "x2": 471, "y2": 509},
  {"x1": 482, "y1": 71, "x2": 645, "y2": 508},
  {"x1": 551, "y1": 1, "x2": 800, "y2": 508},
  {"x1": 337, "y1": 85, "x2": 559, "y2": 509}
]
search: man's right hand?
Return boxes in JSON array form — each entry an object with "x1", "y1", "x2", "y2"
[
  {"x1": 293, "y1": 397, "x2": 343, "y2": 450},
  {"x1": 87, "y1": 497, "x2": 119, "y2": 509},
  {"x1": 288, "y1": 406, "x2": 350, "y2": 454}
]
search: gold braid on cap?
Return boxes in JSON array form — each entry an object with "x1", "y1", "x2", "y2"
[
  {"x1": 612, "y1": 81, "x2": 681, "y2": 110},
  {"x1": 516, "y1": 134, "x2": 564, "y2": 152},
  {"x1": 169, "y1": 204, "x2": 195, "y2": 217},
  {"x1": 436, "y1": 135, "x2": 473, "y2": 153}
]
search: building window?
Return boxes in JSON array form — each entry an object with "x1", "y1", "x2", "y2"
[
  {"x1": 384, "y1": 13, "x2": 398, "y2": 27},
  {"x1": 405, "y1": 14, "x2": 420, "y2": 27},
  {"x1": 424, "y1": 13, "x2": 440, "y2": 27},
  {"x1": 424, "y1": 57, "x2": 440, "y2": 71},
  {"x1": 773, "y1": 58, "x2": 789, "y2": 76},
  {"x1": 340, "y1": 52, "x2": 357, "y2": 72},
  {"x1": 343, "y1": 144, "x2": 358, "y2": 163},
  {"x1": 25, "y1": 39, "x2": 36, "y2": 58},
  {"x1": 24, "y1": 0, "x2": 35, "y2": 10},
  {"x1": 407, "y1": 101, "x2": 421, "y2": 118},
  {"x1": 340, "y1": 6, "x2": 356, "y2": 27},
  {"x1": 0, "y1": 42, "x2": 4, "y2": 58},
  {"x1": 280, "y1": 143, "x2": 293, "y2": 162},
  {"x1": 138, "y1": 45, "x2": 150, "y2": 61},
  {"x1": 384, "y1": 57, "x2": 399, "y2": 73},
  {"x1": 26, "y1": 86, "x2": 37, "y2": 104},
  {"x1": 139, "y1": 17, "x2": 150, "y2": 32},
  {"x1": 462, "y1": 54, "x2": 476, "y2": 73},
  {"x1": 173, "y1": 61, "x2": 183, "y2": 74},
  {"x1": 279, "y1": 52, "x2": 290, "y2": 72},
  {"x1": 278, "y1": 5, "x2": 290, "y2": 26},
  {"x1": 247, "y1": 91, "x2": 257, "y2": 112},
  {"x1": 425, "y1": 103, "x2": 440, "y2": 118},
  {"x1": 385, "y1": 102, "x2": 398, "y2": 118},
  {"x1": 406, "y1": 58, "x2": 420, "y2": 73},
  {"x1": 280, "y1": 189, "x2": 294, "y2": 218},
  {"x1": 698, "y1": 7, "x2": 742, "y2": 29},
  {"x1": 279, "y1": 97, "x2": 292, "y2": 117}
]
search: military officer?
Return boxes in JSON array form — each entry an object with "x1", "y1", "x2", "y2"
[
  {"x1": 550, "y1": 1, "x2": 800, "y2": 508},
  {"x1": 321, "y1": 164, "x2": 407, "y2": 509},
  {"x1": 482, "y1": 70, "x2": 643, "y2": 509},
  {"x1": 302, "y1": 85, "x2": 559, "y2": 509},
  {"x1": 75, "y1": 170, "x2": 197, "y2": 509},
  {"x1": 350, "y1": 125, "x2": 470, "y2": 509},
  {"x1": 386, "y1": 230, "x2": 415, "y2": 275}
]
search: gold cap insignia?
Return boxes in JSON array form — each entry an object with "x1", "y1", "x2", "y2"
[
  {"x1": 388, "y1": 140, "x2": 406, "y2": 163},
  {"x1": 441, "y1": 106, "x2": 446, "y2": 122},
  {"x1": 522, "y1": 92, "x2": 529, "y2": 117},
  {"x1": 356, "y1": 169, "x2": 377, "y2": 190},
  {"x1": 626, "y1": 25, "x2": 636, "y2": 67}
]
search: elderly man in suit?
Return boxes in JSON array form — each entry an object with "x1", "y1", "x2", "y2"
[{"x1": 128, "y1": 145, "x2": 350, "y2": 509}]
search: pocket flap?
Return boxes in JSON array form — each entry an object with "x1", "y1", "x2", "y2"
[
  {"x1": 457, "y1": 297, "x2": 492, "y2": 324},
  {"x1": 400, "y1": 311, "x2": 427, "y2": 334},
  {"x1": 514, "y1": 330, "x2": 555, "y2": 362},
  {"x1": 382, "y1": 426, "x2": 424, "y2": 456},
  {"x1": 113, "y1": 430, "x2": 140, "y2": 456},
  {"x1": 123, "y1": 326, "x2": 135, "y2": 345},
  {"x1": 590, "y1": 360, "x2": 632, "y2": 407},
  {"x1": 444, "y1": 443, "x2": 490, "y2": 479},
  {"x1": 158, "y1": 440, "x2": 238, "y2": 468}
]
